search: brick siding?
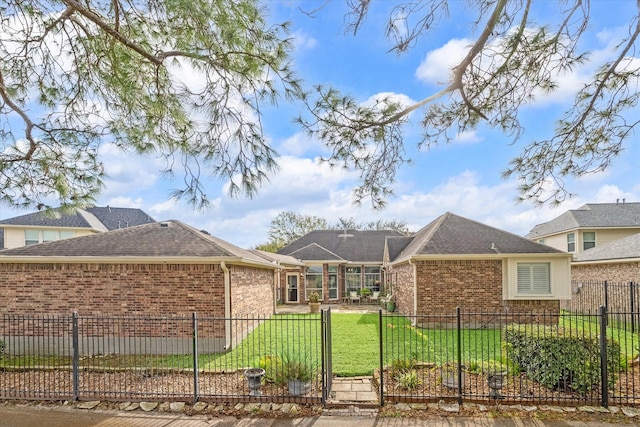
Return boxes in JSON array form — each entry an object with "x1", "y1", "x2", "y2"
[
  {"x1": 572, "y1": 262, "x2": 640, "y2": 283},
  {"x1": 392, "y1": 259, "x2": 559, "y2": 316}
]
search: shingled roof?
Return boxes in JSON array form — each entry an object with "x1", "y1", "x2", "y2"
[
  {"x1": 0, "y1": 220, "x2": 273, "y2": 267},
  {"x1": 573, "y1": 232, "x2": 640, "y2": 263},
  {"x1": 278, "y1": 229, "x2": 405, "y2": 263},
  {"x1": 392, "y1": 212, "x2": 564, "y2": 264},
  {"x1": 526, "y1": 202, "x2": 640, "y2": 239}
]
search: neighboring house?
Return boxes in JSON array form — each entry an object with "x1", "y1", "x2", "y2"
[
  {"x1": 277, "y1": 229, "x2": 406, "y2": 303},
  {"x1": 571, "y1": 232, "x2": 640, "y2": 283},
  {"x1": 0, "y1": 206, "x2": 155, "y2": 249},
  {"x1": 278, "y1": 213, "x2": 572, "y2": 315},
  {"x1": 525, "y1": 201, "x2": 640, "y2": 254},
  {"x1": 0, "y1": 220, "x2": 282, "y2": 352}
]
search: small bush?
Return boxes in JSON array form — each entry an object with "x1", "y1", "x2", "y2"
[
  {"x1": 390, "y1": 357, "x2": 415, "y2": 375},
  {"x1": 0, "y1": 339, "x2": 4, "y2": 358},
  {"x1": 395, "y1": 369, "x2": 421, "y2": 390},
  {"x1": 504, "y1": 324, "x2": 620, "y2": 394},
  {"x1": 259, "y1": 355, "x2": 285, "y2": 385}
]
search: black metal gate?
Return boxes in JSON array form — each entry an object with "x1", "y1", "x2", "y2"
[{"x1": 321, "y1": 307, "x2": 332, "y2": 403}]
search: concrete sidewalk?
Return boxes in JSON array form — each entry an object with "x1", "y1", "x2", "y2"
[{"x1": 0, "y1": 405, "x2": 637, "y2": 427}]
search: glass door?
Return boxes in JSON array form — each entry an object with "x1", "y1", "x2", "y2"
[{"x1": 286, "y1": 274, "x2": 298, "y2": 303}]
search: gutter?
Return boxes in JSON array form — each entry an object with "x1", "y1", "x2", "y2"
[
  {"x1": 409, "y1": 259, "x2": 417, "y2": 321},
  {"x1": 221, "y1": 261, "x2": 231, "y2": 350}
]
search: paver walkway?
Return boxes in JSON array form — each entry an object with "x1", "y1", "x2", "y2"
[{"x1": 330, "y1": 377, "x2": 379, "y2": 404}]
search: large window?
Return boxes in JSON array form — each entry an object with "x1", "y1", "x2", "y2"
[
  {"x1": 567, "y1": 233, "x2": 575, "y2": 252},
  {"x1": 517, "y1": 263, "x2": 551, "y2": 294},
  {"x1": 345, "y1": 267, "x2": 361, "y2": 293},
  {"x1": 25, "y1": 229, "x2": 74, "y2": 246},
  {"x1": 583, "y1": 232, "x2": 596, "y2": 250},
  {"x1": 305, "y1": 266, "x2": 323, "y2": 301},
  {"x1": 364, "y1": 266, "x2": 381, "y2": 291}
]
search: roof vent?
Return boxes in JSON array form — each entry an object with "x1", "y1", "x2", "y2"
[{"x1": 159, "y1": 222, "x2": 170, "y2": 228}]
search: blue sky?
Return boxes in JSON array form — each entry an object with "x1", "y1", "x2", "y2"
[{"x1": 2, "y1": 1, "x2": 639, "y2": 248}]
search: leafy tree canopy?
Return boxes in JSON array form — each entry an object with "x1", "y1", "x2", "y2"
[{"x1": 2, "y1": 0, "x2": 639, "y2": 210}]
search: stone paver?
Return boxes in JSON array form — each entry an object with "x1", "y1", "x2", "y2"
[{"x1": 330, "y1": 377, "x2": 379, "y2": 403}]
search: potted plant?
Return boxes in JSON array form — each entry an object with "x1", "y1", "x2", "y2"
[
  {"x1": 383, "y1": 294, "x2": 396, "y2": 312},
  {"x1": 282, "y1": 354, "x2": 315, "y2": 396},
  {"x1": 308, "y1": 292, "x2": 321, "y2": 313},
  {"x1": 440, "y1": 362, "x2": 466, "y2": 390}
]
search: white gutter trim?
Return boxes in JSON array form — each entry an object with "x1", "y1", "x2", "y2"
[
  {"x1": 221, "y1": 261, "x2": 231, "y2": 350},
  {"x1": 572, "y1": 257, "x2": 640, "y2": 265},
  {"x1": 389, "y1": 252, "x2": 571, "y2": 266},
  {"x1": 0, "y1": 256, "x2": 277, "y2": 268}
]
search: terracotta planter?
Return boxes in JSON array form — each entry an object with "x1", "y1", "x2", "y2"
[{"x1": 309, "y1": 302, "x2": 321, "y2": 313}]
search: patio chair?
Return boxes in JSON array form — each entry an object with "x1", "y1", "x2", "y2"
[
  {"x1": 369, "y1": 291, "x2": 380, "y2": 303},
  {"x1": 349, "y1": 291, "x2": 361, "y2": 304}
]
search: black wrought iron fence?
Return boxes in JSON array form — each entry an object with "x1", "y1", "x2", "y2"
[
  {"x1": 379, "y1": 307, "x2": 639, "y2": 407},
  {"x1": 0, "y1": 310, "x2": 331, "y2": 404}
]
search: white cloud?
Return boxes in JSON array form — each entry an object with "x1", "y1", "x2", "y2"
[
  {"x1": 292, "y1": 29, "x2": 317, "y2": 51},
  {"x1": 454, "y1": 131, "x2": 482, "y2": 145},
  {"x1": 416, "y1": 38, "x2": 472, "y2": 85},
  {"x1": 279, "y1": 132, "x2": 323, "y2": 157}
]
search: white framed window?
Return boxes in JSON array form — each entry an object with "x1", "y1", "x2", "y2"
[
  {"x1": 364, "y1": 266, "x2": 381, "y2": 291},
  {"x1": 583, "y1": 232, "x2": 596, "y2": 250},
  {"x1": 305, "y1": 265, "x2": 323, "y2": 301},
  {"x1": 24, "y1": 229, "x2": 75, "y2": 245},
  {"x1": 345, "y1": 266, "x2": 361, "y2": 293},
  {"x1": 517, "y1": 263, "x2": 551, "y2": 294},
  {"x1": 567, "y1": 233, "x2": 575, "y2": 252}
]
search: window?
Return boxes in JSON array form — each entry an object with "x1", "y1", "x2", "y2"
[
  {"x1": 345, "y1": 267, "x2": 361, "y2": 293},
  {"x1": 537, "y1": 239, "x2": 545, "y2": 245},
  {"x1": 517, "y1": 263, "x2": 551, "y2": 294},
  {"x1": 305, "y1": 266, "x2": 323, "y2": 301},
  {"x1": 24, "y1": 229, "x2": 75, "y2": 245},
  {"x1": 567, "y1": 233, "x2": 575, "y2": 252},
  {"x1": 364, "y1": 266, "x2": 381, "y2": 291},
  {"x1": 328, "y1": 266, "x2": 338, "y2": 299},
  {"x1": 583, "y1": 232, "x2": 596, "y2": 250}
]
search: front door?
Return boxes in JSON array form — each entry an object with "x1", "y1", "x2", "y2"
[{"x1": 287, "y1": 274, "x2": 298, "y2": 303}]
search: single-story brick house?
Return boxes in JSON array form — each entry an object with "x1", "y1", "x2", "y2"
[
  {"x1": 0, "y1": 220, "x2": 289, "y2": 353},
  {"x1": 279, "y1": 213, "x2": 572, "y2": 315},
  {"x1": 386, "y1": 212, "x2": 572, "y2": 315}
]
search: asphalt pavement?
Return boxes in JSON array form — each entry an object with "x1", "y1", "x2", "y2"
[{"x1": 1, "y1": 405, "x2": 639, "y2": 427}]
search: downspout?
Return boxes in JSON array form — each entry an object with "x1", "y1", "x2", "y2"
[
  {"x1": 221, "y1": 261, "x2": 231, "y2": 350},
  {"x1": 409, "y1": 259, "x2": 417, "y2": 322}
]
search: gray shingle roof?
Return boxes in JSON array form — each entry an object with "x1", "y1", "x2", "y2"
[
  {"x1": 0, "y1": 206, "x2": 154, "y2": 231},
  {"x1": 278, "y1": 229, "x2": 405, "y2": 263},
  {"x1": 526, "y1": 202, "x2": 640, "y2": 238},
  {"x1": 0, "y1": 220, "x2": 269, "y2": 264},
  {"x1": 393, "y1": 212, "x2": 563, "y2": 262},
  {"x1": 573, "y1": 232, "x2": 640, "y2": 262}
]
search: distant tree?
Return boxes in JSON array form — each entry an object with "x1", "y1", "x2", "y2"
[
  {"x1": 254, "y1": 241, "x2": 283, "y2": 253},
  {"x1": 332, "y1": 217, "x2": 363, "y2": 230},
  {"x1": 267, "y1": 211, "x2": 328, "y2": 248},
  {"x1": 364, "y1": 219, "x2": 410, "y2": 235}
]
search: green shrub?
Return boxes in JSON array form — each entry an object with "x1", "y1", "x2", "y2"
[
  {"x1": 395, "y1": 369, "x2": 421, "y2": 390},
  {"x1": 504, "y1": 324, "x2": 620, "y2": 394},
  {"x1": 259, "y1": 355, "x2": 285, "y2": 385},
  {"x1": 0, "y1": 339, "x2": 4, "y2": 358},
  {"x1": 390, "y1": 357, "x2": 415, "y2": 375}
]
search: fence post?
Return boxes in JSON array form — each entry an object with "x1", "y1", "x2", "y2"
[
  {"x1": 604, "y1": 280, "x2": 609, "y2": 311},
  {"x1": 72, "y1": 311, "x2": 79, "y2": 402},
  {"x1": 631, "y1": 282, "x2": 636, "y2": 334},
  {"x1": 379, "y1": 309, "x2": 384, "y2": 407},
  {"x1": 599, "y1": 305, "x2": 609, "y2": 408},
  {"x1": 456, "y1": 307, "x2": 463, "y2": 405},
  {"x1": 192, "y1": 312, "x2": 199, "y2": 404}
]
